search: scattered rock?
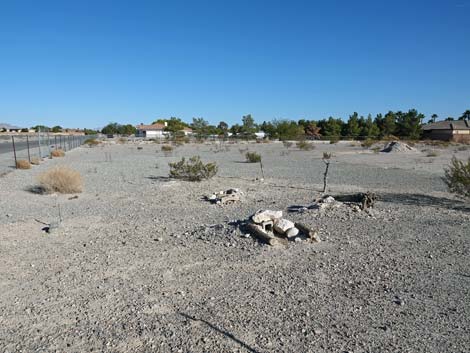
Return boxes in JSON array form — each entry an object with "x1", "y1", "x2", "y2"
[
  {"x1": 381, "y1": 141, "x2": 416, "y2": 153},
  {"x1": 273, "y1": 218, "x2": 295, "y2": 234},
  {"x1": 286, "y1": 227, "x2": 299, "y2": 238},
  {"x1": 252, "y1": 209, "x2": 282, "y2": 224}
]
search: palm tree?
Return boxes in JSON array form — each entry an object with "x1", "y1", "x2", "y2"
[
  {"x1": 459, "y1": 110, "x2": 470, "y2": 120},
  {"x1": 431, "y1": 114, "x2": 438, "y2": 123}
]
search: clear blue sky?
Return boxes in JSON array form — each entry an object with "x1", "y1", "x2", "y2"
[{"x1": 1, "y1": 0, "x2": 469, "y2": 128}]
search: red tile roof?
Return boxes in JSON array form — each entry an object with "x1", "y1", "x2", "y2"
[{"x1": 136, "y1": 123, "x2": 166, "y2": 131}]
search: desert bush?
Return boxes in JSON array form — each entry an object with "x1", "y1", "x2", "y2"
[
  {"x1": 361, "y1": 139, "x2": 376, "y2": 148},
  {"x1": 51, "y1": 149, "x2": 65, "y2": 157},
  {"x1": 443, "y1": 157, "x2": 470, "y2": 198},
  {"x1": 30, "y1": 157, "x2": 41, "y2": 165},
  {"x1": 381, "y1": 135, "x2": 400, "y2": 142},
  {"x1": 161, "y1": 145, "x2": 173, "y2": 152},
  {"x1": 372, "y1": 147, "x2": 381, "y2": 154},
  {"x1": 296, "y1": 141, "x2": 315, "y2": 150},
  {"x1": 38, "y1": 166, "x2": 83, "y2": 194},
  {"x1": 426, "y1": 151, "x2": 439, "y2": 157},
  {"x1": 283, "y1": 141, "x2": 293, "y2": 149},
  {"x1": 329, "y1": 137, "x2": 340, "y2": 144},
  {"x1": 118, "y1": 137, "x2": 128, "y2": 144},
  {"x1": 84, "y1": 138, "x2": 100, "y2": 146},
  {"x1": 169, "y1": 156, "x2": 218, "y2": 181},
  {"x1": 245, "y1": 152, "x2": 261, "y2": 163},
  {"x1": 16, "y1": 160, "x2": 31, "y2": 169}
]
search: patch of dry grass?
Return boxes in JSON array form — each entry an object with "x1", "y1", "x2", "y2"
[
  {"x1": 51, "y1": 149, "x2": 65, "y2": 157},
  {"x1": 16, "y1": 160, "x2": 31, "y2": 169},
  {"x1": 30, "y1": 157, "x2": 41, "y2": 165},
  {"x1": 38, "y1": 166, "x2": 83, "y2": 194}
]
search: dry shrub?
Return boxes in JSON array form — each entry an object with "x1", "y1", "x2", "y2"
[
  {"x1": 426, "y1": 151, "x2": 439, "y2": 157},
  {"x1": 118, "y1": 137, "x2": 128, "y2": 144},
  {"x1": 16, "y1": 160, "x2": 31, "y2": 169},
  {"x1": 38, "y1": 166, "x2": 82, "y2": 194},
  {"x1": 161, "y1": 145, "x2": 173, "y2": 152},
  {"x1": 245, "y1": 151, "x2": 261, "y2": 163},
  {"x1": 296, "y1": 140, "x2": 315, "y2": 150},
  {"x1": 30, "y1": 157, "x2": 41, "y2": 165},
  {"x1": 361, "y1": 139, "x2": 377, "y2": 148},
  {"x1": 169, "y1": 156, "x2": 217, "y2": 181},
  {"x1": 444, "y1": 157, "x2": 470, "y2": 198},
  {"x1": 283, "y1": 141, "x2": 293, "y2": 149},
  {"x1": 84, "y1": 138, "x2": 100, "y2": 146},
  {"x1": 51, "y1": 149, "x2": 65, "y2": 157}
]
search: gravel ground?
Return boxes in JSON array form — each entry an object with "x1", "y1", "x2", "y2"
[{"x1": 0, "y1": 141, "x2": 469, "y2": 352}]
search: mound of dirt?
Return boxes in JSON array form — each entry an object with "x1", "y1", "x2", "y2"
[{"x1": 381, "y1": 141, "x2": 416, "y2": 153}]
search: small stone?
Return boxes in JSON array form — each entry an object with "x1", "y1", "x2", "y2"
[
  {"x1": 313, "y1": 328, "x2": 323, "y2": 335},
  {"x1": 274, "y1": 218, "x2": 295, "y2": 234},
  {"x1": 294, "y1": 237, "x2": 302, "y2": 242},
  {"x1": 286, "y1": 227, "x2": 299, "y2": 238}
]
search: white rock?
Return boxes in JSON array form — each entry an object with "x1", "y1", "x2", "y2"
[
  {"x1": 285, "y1": 227, "x2": 299, "y2": 238},
  {"x1": 251, "y1": 210, "x2": 283, "y2": 224},
  {"x1": 323, "y1": 196, "x2": 335, "y2": 203},
  {"x1": 274, "y1": 218, "x2": 295, "y2": 234}
]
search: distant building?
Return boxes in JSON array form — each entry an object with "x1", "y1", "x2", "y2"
[
  {"x1": 0, "y1": 123, "x2": 23, "y2": 132},
  {"x1": 180, "y1": 127, "x2": 193, "y2": 136},
  {"x1": 422, "y1": 120, "x2": 470, "y2": 142},
  {"x1": 135, "y1": 122, "x2": 168, "y2": 138}
]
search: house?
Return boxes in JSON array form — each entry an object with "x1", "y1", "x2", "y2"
[
  {"x1": 422, "y1": 120, "x2": 470, "y2": 142},
  {"x1": 181, "y1": 127, "x2": 193, "y2": 136},
  {"x1": 135, "y1": 122, "x2": 168, "y2": 138}
]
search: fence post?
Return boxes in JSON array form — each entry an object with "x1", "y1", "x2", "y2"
[
  {"x1": 47, "y1": 132, "x2": 51, "y2": 156},
  {"x1": 37, "y1": 130, "x2": 42, "y2": 158},
  {"x1": 26, "y1": 135, "x2": 31, "y2": 162},
  {"x1": 12, "y1": 136, "x2": 17, "y2": 168}
]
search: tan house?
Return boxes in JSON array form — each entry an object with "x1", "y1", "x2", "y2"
[
  {"x1": 135, "y1": 122, "x2": 168, "y2": 138},
  {"x1": 422, "y1": 120, "x2": 470, "y2": 142}
]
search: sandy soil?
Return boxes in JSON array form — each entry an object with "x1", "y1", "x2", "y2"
[{"x1": 0, "y1": 141, "x2": 469, "y2": 352}]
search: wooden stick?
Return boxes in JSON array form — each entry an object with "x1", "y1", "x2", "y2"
[
  {"x1": 246, "y1": 223, "x2": 280, "y2": 246},
  {"x1": 295, "y1": 222, "x2": 320, "y2": 242}
]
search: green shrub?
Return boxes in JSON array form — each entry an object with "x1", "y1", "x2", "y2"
[
  {"x1": 245, "y1": 152, "x2": 261, "y2": 163},
  {"x1": 361, "y1": 139, "x2": 376, "y2": 148},
  {"x1": 169, "y1": 156, "x2": 218, "y2": 181},
  {"x1": 84, "y1": 138, "x2": 100, "y2": 146},
  {"x1": 443, "y1": 157, "x2": 470, "y2": 198},
  {"x1": 296, "y1": 141, "x2": 314, "y2": 150},
  {"x1": 329, "y1": 137, "x2": 340, "y2": 144}
]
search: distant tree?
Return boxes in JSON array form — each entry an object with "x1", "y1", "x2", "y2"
[
  {"x1": 51, "y1": 125, "x2": 62, "y2": 133},
  {"x1": 84, "y1": 129, "x2": 98, "y2": 135},
  {"x1": 272, "y1": 119, "x2": 304, "y2": 140},
  {"x1": 191, "y1": 117, "x2": 209, "y2": 137},
  {"x1": 217, "y1": 121, "x2": 229, "y2": 132},
  {"x1": 396, "y1": 109, "x2": 424, "y2": 139},
  {"x1": 31, "y1": 125, "x2": 50, "y2": 132},
  {"x1": 119, "y1": 124, "x2": 136, "y2": 135},
  {"x1": 319, "y1": 117, "x2": 343, "y2": 138},
  {"x1": 376, "y1": 111, "x2": 397, "y2": 137},
  {"x1": 260, "y1": 121, "x2": 277, "y2": 139},
  {"x1": 21, "y1": 128, "x2": 29, "y2": 133},
  {"x1": 445, "y1": 117, "x2": 455, "y2": 121},
  {"x1": 345, "y1": 112, "x2": 361, "y2": 139},
  {"x1": 101, "y1": 122, "x2": 120, "y2": 135},
  {"x1": 459, "y1": 110, "x2": 470, "y2": 120},
  {"x1": 241, "y1": 114, "x2": 258, "y2": 135},
  {"x1": 361, "y1": 114, "x2": 380, "y2": 139},
  {"x1": 431, "y1": 114, "x2": 438, "y2": 123},
  {"x1": 229, "y1": 123, "x2": 242, "y2": 135},
  {"x1": 304, "y1": 122, "x2": 321, "y2": 139}
]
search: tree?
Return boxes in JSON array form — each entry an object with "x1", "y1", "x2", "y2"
[
  {"x1": 241, "y1": 114, "x2": 257, "y2": 135},
  {"x1": 319, "y1": 117, "x2": 343, "y2": 138},
  {"x1": 459, "y1": 110, "x2": 470, "y2": 121},
  {"x1": 51, "y1": 126, "x2": 62, "y2": 133},
  {"x1": 396, "y1": 109, "x2": 423, "y2": 139},
  {"x1": 191, "y1": 117, "x2": 209, "y2": 136},
  {"x1": 305, "y1": 122, "x2": 321, "y2": 139},
  {"x1": 31, "y1": 125, "x2": 50, "y2": 132},
  {"x1": 119, "y1": 124, "x2": 136, "y2": 135},
  {"x1": 431, "y1": 114, "x2": 438, "y2": 123},
  {"x1": 272, "y1": 119, "x2": 304, "y2": 140},
  {"x1": 345, "y1": 112, "x2": 361, "y2": 138},
  {"x1": 217, "y1": 121, "x2": 229, "y2": 132},
  {"x1": 361, "y1": 114, "x2": 380, "y2": 139},
  {"x1": 445, "y1": 117, "x2": 455, "y2": 121},
  {"x1": 101, "y1": 123, "x2": 120, "y2": 135}
]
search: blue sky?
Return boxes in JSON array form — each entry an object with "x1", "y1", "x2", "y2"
[{"x1": 1, "y1": 0, "x2": 469, "y2": 128}]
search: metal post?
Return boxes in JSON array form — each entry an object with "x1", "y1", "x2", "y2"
[
  {"x1": 55, "y1": 135, "x2": 57, "y2": 150},
  {"x1": 38, "y1": 130, "x2": 42, "y2": 158},
  {"x1": 12, "y1": 136, "x2": 17, "y2": 168},
  {"x1": 47, "y1": 132, "x2": 51, "y2": 156},
  {"x1": 26, "y1": 135, "x2": 31, "y2": 162}
]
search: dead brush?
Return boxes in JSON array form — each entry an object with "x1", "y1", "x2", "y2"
[
  {"x1": 245, "y1": 151, "x2": 261, "y2": 163},
  {"x1": 296, "y1": 140, "x2": 315, "y2": 150},
  {"x1": 30, "y1": 157, "x2": 41, "y2": 165},
  {"x1": 161, "y1": 145, "x2": 173, "y2": 152},
  {"x1": 51, "y1": 149, "x2": 65, "y2": 157},
  {"x1": 169, "y1": 156, "x2": 217, "y2": 181},
  {"x1": 16, "y1": 160, "x2": 32, "y2": 169},
  {"x1": 38, "y1": 166, "x2": 83, "y2": 194},
  {"x1": 84, "y1": 138, "x2": 100, "y2": 147}
]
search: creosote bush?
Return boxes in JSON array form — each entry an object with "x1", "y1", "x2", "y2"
[
  {"x1": 38, "y1": 166, "x2": 83, "y2": 194},
  {"x1": 296, "y1": 140, "x2": 315, "y2": 150},
  {"x1": 283, "y1": 141, "x2": 293, "y2": 149},
  {"x1": 169, "y1": 156, "x2": 218, "y2": 181},
  {"x1": 245, "y1": 151, "x2": 261, "y2": 163},
  {"x1": 16, "y1": 160, "x2": 32, "y2": 169},
  {"x1": 84, "y1": 138, "x2": 100, "y2": 146},
  {"x1": 361, "y1": 139, "x2": 377, "y2": 148},
  {"x1": 51, "y1": 149, "x2": 65, "y2": 157},
  {"x1": 444, "y1": 157, "x2": 470, "y2": 198},
  {"x1": 161, "y1": 145, "x2": 173, "y2": 152}
]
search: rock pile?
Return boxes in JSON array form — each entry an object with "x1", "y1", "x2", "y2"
[
  {"x1": 207, "y1": 188, "x2": 243, "y2": 205},
  {"x1": 381, "y1": 141, "x2": 416, "y2": 153},
  {"x1": 245, "y1": 209, "x2": 319, "y2": 245}
]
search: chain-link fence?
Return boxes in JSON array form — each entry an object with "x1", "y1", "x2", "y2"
[{"x1": 0, "y1": 132, "x2": 94, "y2": 174}]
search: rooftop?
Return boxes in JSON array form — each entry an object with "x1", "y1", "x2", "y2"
[{"x1": 422, "y1": 120, "x2": 470, "y2": 131}]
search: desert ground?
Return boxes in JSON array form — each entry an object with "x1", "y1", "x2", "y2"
[{"x1": 0, "y1": 140, "x2": 469, "y2": 353}]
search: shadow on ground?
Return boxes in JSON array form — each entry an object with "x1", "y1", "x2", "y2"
[
  {"x1": 179, "y1": 312, "x2": 262, "y2": 353},
  {"x1": 379, "y1": 193, "x2": 470, "y2": 212}
]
